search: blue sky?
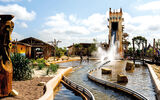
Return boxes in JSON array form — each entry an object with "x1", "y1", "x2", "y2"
[{"x1": 0, "y1": 0, "x2": 160, "y2": 47}]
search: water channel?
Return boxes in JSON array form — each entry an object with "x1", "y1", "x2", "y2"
[
  {"x1": 54, "y1": 60, "x2": 156, "y2": 100},
  {"x1": 54, "y1": 83, "x2": 82, "y2": 100}
]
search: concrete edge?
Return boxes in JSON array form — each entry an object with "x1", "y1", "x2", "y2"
[
  {"x1": 147, "y1": 64, "x2": 160, "y2": 100},
  {"x1": 53, "y1": 59, "x2": 80, "y2": 64},
  {"x1": 38, "y1": 67, "x2": 72, "y2": 100}
]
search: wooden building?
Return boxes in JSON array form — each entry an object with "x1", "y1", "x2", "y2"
[
  {"x1": 11, "y1": 41, "x2": 31, "y2": 58},
  {"x1": 19, "y1": 37, "x2": 54, "y2": 59}
]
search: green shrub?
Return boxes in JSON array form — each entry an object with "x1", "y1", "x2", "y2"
[
  {"x1": 46, "y1": 64, "x2": 59, "y2": 75},
  {"x1": 50, "y1": 64, "x2": 59, "y2": 72},
  {"x1": 38, "y1": 63, "x2": 45, "y2": 70},
  {"x1": 36, "y1": 58, "x2": 45, "y2": 64},
  {"x1": 11, "y1": 53, "x2": 33, "y2": 81}
]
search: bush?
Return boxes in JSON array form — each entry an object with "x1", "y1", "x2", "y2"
[
  {"x1": 46, "y1": 64, "x2": 59, "y2": 75},
  {"x1": 11, "y1": 53, "x2": 33, "y2": 81},
  {"x1": 50, "y1": 64, "x2": 59, "y2": 72},
  {"x1": 36, "y1": 58, "x2": 45, "y2": 64},
  {"x1": 38, "y1": 63, "x2": 45, "y2": 70}
]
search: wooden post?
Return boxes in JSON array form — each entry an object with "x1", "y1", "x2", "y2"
[
  {"x1": 145, "y1": 40, "x2": 147, "y2": 58},
  {"x1": 142, "y1": 43, "x2": 145, "y2": 65},
  {"x1": 153, "y1": 38, "x2": 155, "y2": 63},
  {"x1": 145, "y1": 40, "x2": 147, "y2": 49},
  {"x1": 132, "y1": 39, "x2": 135, "y2": 64},
  {"x1": 0, "y1": 15, "x2": 14, "y2": 97}
]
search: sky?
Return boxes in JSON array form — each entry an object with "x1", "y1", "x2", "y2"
[{"x1": 0, "y1": 0, "x2": 160, "y2": 47}]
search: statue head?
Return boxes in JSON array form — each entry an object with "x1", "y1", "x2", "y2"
[{"x1": 0, "y1": 15, "x2": 14, "y2": 62}]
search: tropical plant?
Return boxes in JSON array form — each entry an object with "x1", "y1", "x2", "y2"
[
  {"x1": 132, "y1": 36, "x2": 147, "y2": 50},
  {"x1": 88, "y1": 44, "x2": 97, "y2": 56},
  {"x1": 156, "y1": 39, "x2": 160, "y2": 48},
  {"x1": 55, "y1": 47, "x2": 66, "y2": 58},
  {"x1": 128, "y1": 47, "x2": 133, "y2": 54},
  {"x1": 38, "y1": 63, "x2": 45, "y2": 70},
  {"x1": 11, "y1": 53, "x2": 33, "y2": 81},
  {"x1": 73, "y1": 44, "x2": 83, "y2": 55},
  {"x1": 46, "y1": 64, "x2": 59, "y2": 75},
  {"x1": 36, "y1": 58, "x2": 45, "y2": 64}
]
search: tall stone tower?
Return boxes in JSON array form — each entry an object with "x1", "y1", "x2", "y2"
[{"x1": 108, "y1": 8, "x2": 124, "y2": 57}]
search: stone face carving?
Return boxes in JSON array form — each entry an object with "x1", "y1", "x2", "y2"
[{"x1": 0, "y1": 15, "x2": 14, "y2": 97}]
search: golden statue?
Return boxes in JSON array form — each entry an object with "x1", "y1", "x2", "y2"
[{"x1": 0, "y1": 15, "x2": 14, "y2": 97}]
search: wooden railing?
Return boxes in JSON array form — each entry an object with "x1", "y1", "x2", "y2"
[{"x1": 62, "y1": 76, "x2": 95, "y2": 100}]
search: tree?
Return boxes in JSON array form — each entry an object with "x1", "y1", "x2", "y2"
[
  {"x1": 73, "y1": 44, "x2": 83, "y2": 55},
  {"x1": 88, "y1": 44, "x2": 96, "y2": 56},
  {"x1": 55, "y1": 47, "x2": 67, "y2": 58},
  {"x1": 156, "y1": 39, "x2": 160, "y2": 49},
  {"x1": 122, "y1": 33, "x2": 130, "y2": 52},
  {"x1": 132, "y1": 36, "x2": 147, "y2": 50}
]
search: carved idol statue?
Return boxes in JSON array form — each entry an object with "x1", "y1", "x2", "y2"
[{"x1": 0, "y1": 15, "x2": 14, "y2": 97}]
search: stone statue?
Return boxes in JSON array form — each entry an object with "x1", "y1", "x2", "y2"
[{"x1": 0, "y1": 15, "x2": 14, "y2": 97}]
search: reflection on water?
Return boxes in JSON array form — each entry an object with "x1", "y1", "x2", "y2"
[
  {"x1": 54, "y1": 83, "x2": 82, "y2": 100},
  {"x1": 57, "y1": 60, "x2": 156, "y2": 100},
  {"x1": 92, "y1": 60, "x2": 156, "y2": 100},
  {"x1": 59, "y1": 60, "x2": 135, "y2": 100}
]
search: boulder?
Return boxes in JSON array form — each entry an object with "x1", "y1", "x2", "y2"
[
  {"x1": 38, "y1": 82, "x2": 46, "y2": 86},
  {"x1": 135, "y1": 64, "x2": 140, "y2": 67},
  {"x1": 101, "y1": 68, "x2": 112, "y2": 74},
  {"x1": 117, "y1": 74, "x2": 128, "y2": 83},
  {"x1": 125, "y1": 62, "x2": 135, "y2": 71},
  {"x1": 10, "y1": 89, "x2": 18, "y2": 96}
]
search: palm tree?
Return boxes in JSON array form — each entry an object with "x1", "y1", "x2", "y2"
[{"x1": 132, "y1": 36, "x2": 147, "y2": 50}]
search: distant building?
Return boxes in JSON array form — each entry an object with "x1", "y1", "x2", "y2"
[
  {"x1": 11, "y1": 41, "x2": 31, "y2": 58},
  {"x1": 18, "y1": 37, "x2": 54, "y2": 59},
  {"x1": 67, "y1": 43, "x2": 93, "y2": 56}
]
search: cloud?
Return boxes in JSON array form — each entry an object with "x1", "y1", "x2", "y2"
[
  {"x1": 11, "y1": 32, "x2": 24, "y2": 41},
  {"x1": 0, "y1": 4, "x2": 36, "y2": 21},
  {"x1": 39, "y1": 13, "x2": 108, "y2": 47},
  {"x1": 69, "y1": 15, "x2": 77, "y2": 23},
  {"x1": 82, "y1": 13, "x2": 107, "y2": 33},
  {"x1": 136, "y1": 1, "x2": 160, "y2": 11},
  {"x1": 44, "y1": 13, "x2": 90, "y2": 35},
  {"x1": 20, "y1": 22, "x2": 28, "y2": 28},
  {"x1": 27, "y1": 0, "x2": 32, "y2": 2},
  {"x1": 15, "y1": 21, "x2": 28, "y2": 28},
  {"x1": 45, "y1": 13, "x2": 69, "y2": 27},
  {"x1": 123, "y1": 12, "x2": 160, "y2": 45},
  {"x1": 38, "y1": 9, "x2": 160, "y2": 47}
]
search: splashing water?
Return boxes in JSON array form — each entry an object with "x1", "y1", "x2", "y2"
[{"x1": 94, "y1": 35, "x2": 121, "y2": 67}]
